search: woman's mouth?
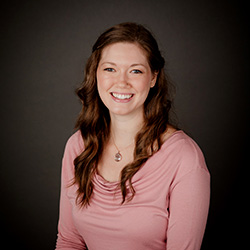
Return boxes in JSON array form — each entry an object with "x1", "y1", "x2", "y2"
[
  {"x1": 111, "y1": 92, "x2": 134, "y2": 101},
  {"x1": 111, "y1": 93, "x2": 133, "y2": 99}
]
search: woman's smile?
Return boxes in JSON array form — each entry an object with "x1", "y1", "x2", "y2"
[{"x1": 110, "y1": 92, "x2": 134, "y2": 102}]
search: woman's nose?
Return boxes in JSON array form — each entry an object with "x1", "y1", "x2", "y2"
[{"x1": 116, "y1": 71, "x2": 130, "y2": 87}]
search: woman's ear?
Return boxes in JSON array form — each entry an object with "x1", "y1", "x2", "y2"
[{"x1": 150, "y1": 71, "x2": 158, "y2": 88}]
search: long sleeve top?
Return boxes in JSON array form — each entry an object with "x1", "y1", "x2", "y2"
[{"x1": 55, "y1": 130, "x2": 210, "y2": 250}]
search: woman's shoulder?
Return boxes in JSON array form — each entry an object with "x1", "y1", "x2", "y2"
[
  {"x1": 161, "y1": 129, "x2": 209, "y2": 175},
  {"x1": 64, "y1": 130, "x2": 85, "y2": 156},
  {"x1": 163, "y1": 126, "x2": 203, "y2": 155}
]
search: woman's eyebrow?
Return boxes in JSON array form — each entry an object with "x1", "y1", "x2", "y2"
[
  {"x1": 100, "y1": 62, "x2": 117, "y2": 66},
  {"x1": 130, "y1": 63, "x2": 146, "y2": 68}
]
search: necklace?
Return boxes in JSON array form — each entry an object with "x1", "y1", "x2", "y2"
[{"x1": 112, "y1": 136, "x2": 134, "y2": 162}]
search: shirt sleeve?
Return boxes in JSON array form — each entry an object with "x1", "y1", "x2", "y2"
[
  {"x1": 166, "y1": 141, "x2": 210, "y2": 250},
  {"x1": 55, "y1": 135, "x2": 87, "y2": 250}
]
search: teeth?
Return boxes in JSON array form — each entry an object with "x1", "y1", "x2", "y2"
[{"x1": 112, "y1": 93, "x2": 133, "y2": 100}]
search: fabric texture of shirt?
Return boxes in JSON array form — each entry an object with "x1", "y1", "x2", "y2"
[{"x1": 55, "y1": 130, "x2": 210, "y2": 250}]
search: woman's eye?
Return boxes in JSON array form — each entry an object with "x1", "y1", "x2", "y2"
[
  {"x1": 104, "y1": 68, "x2": 115, "y2": 72},
  {"x1": 131, "y1": 69, "x2": 142, "y2": 74}
]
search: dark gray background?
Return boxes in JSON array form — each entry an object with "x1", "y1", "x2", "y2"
[{"x1": 1, "y1": 0, "x2": 248, "y2": 249}]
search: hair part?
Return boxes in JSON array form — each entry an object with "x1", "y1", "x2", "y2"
[{"x1": 74, "y1": 22, "x2": 175, "y2": 207}]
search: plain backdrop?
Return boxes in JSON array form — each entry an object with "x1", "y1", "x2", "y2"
[{"x1": 1, "y1": 0, "x2": 248, "y2": 249}]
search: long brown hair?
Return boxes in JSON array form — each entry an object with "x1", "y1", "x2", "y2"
[{"x1": 74, "y1": 22, "x2": 175, "y2": 206}]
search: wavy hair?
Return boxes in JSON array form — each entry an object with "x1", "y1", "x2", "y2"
[{"x1": 74, "y1": 22, "x2": 175, "y2": 206}]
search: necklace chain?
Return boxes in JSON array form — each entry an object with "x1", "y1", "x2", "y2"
[{"x1": 111, "y1": 135, "x2": 134, "y2": 162}]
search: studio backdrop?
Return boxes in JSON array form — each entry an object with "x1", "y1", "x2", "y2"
[{"x1": 1, "y1": 0, "x2": 248, "y2": 249}]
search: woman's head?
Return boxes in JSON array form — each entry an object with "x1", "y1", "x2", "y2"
[{"x1": 77, "y1": 22, "x2": 171, "y2": 126}]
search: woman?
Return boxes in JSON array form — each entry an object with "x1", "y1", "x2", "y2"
[{"x1": 55, "y1": 22, "x2": 210, "y2": 250}]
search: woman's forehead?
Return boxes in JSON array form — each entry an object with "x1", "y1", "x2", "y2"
[{"x1": 99, "y1": 42, "x2": 149, "y2": 67}]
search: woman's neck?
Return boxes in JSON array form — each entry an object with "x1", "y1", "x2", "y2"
[{"x1": 109, "y1": 112, "x2": 144, "y2": 148}]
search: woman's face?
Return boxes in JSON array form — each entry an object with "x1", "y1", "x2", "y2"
[{"x1": 96, "y1": 42, "x2": 157, "y2": 118}]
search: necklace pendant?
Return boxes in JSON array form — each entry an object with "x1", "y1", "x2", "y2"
[{"x1": 114, "y1": 152, "x2": 122, "y2": 162}]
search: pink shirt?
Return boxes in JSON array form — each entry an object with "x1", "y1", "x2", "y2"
[{"x1": 56, "y1": 130, "x2": 210, "y2": 250}]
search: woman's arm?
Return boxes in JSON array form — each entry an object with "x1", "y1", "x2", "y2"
[
  {"x1": 55, "y1": 135, "x2": 87, "y2": 250},
  {"x1": 166, "y1": 167, "x2": 210, "y2": 249}
]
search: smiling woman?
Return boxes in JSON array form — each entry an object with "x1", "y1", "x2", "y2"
[{"x1": 55, "y1": 22, "x2": 210, "y2": 250}]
